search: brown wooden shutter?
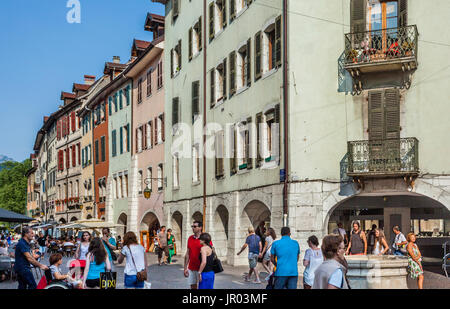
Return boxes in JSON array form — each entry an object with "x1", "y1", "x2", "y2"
[
  {"x1": 154, "y1": 117, "x2": 158, "y2": 145},
  {"x1": 246, "y1": 39, "x2": 252, "y2": 87},
  {"x1": 161, "y1": 114, "x2": 165, "y2": 142},
  {"x1": 209, "y1": 2, "x2": 215, "y2": 41},
  {"x1": 188, "y1": 27, "x2": 193, "y2": 61},
  {"x1": 255, "y1": 31, "x2": 262, "y2": 81},
  {"x1": 229, "y1": 51, "x2": 236, "y2": 96},
  {"x1": 246, "y1": 117, "x2": 253, "y2": 169},
  {"x1": 275, "y1": 15, "x2": 282, "y2": 67},
  {"x1": 192, "y1": 81, "x2": 199, "y2": 123},
  {"x1": 384, "y1": 89, "x2": 400, "y2": 140},
  {"x1": 256, "y1": 112, "x2": 263, "y2": 167},
  {"x1": 150, "y1": 121, "x2": 153, "y2": 148},
  {"x1": 368, "y1": 90, "x2": 384, "y2": 142},
  {"x1": 223, "y1": 58, "x2": 227, "y2": 100},
  {"x1": 230, "y1": 125, "x2": 236, "y2": 175},
  {"x1": 143, "y1": 124, "x2": 148, "y2": 150},
  {"x1": 274, "y1": 104, "x2": 281, "y2": 162},
  {"x1": 198, "y1": 17, "x2": 203, "y2": 51},
  {"x1": 210, "y1": 69, "x2": 215, "y2": 107},
  {"x1": 170, "y1": 49, "x2": 174, "y2": 78},
  {"x1": 350, "y1": 0, "x2": 366, "y2": 34},
  {"x1": 399, "y1": 0, "x2": 408, "y2": 27}
]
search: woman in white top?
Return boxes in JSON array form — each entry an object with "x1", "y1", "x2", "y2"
[
  {"x1": 75, "y1": 231, "x2": 91, "y2": 260},
  {"x1": 303, "y1": 235, "x2": 324, "y2": 289},
  {"x1": 261, "y1": 228, "x2": 276, "y2": 279},
  {"x1": 372, "y1": 229, "x2": 389, "y2": 255},
  {"x1": 118, "y1": 231, "x2": 148, "y2": 289}
]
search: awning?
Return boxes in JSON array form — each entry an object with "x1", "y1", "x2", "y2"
[{"x1": 0, "y1": 208, "x2": 34, "y2": 223}]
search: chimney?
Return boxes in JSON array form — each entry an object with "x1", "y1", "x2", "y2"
[
  {"x1": 84, "y1": 75, "x2": 96, "y2": 85},
  {"x1": 44, "y1": 116, "x2": 49, "y2": 124},
  {"x1": 113, "y1": 56, "x2": 121, "y2": 63}
]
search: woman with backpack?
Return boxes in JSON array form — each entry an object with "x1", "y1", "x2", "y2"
[
  {"x1": 118, "y1": 231, "x2": 148, "y2": 289},
  {"x1": 82, "y1": 237, "x2": 111, "y2": 289}
]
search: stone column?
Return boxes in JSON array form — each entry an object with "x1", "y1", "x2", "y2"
[{"x1": 127, "y1": 156, "x2": 139, "y2": 234}]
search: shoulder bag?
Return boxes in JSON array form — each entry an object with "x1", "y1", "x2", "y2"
[
  {"x1": 211, "y1": 248, "x2": 224, "y2": 274},
  {"x1": 128, "y1": 245, "x2": 148, "y2": 282}
]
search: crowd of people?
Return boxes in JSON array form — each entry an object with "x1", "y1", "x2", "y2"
[{"x1": 0, "y1": 219, "x2": 426, "y2": 290}]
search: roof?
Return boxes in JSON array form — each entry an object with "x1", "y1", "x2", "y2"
[
  {"x1": 0, "y1": 208, "x2": 34, "y2": 223},
  {"x1": 72, "y1": 83, "x2": 91, "y2": 92},
  {"x1": 134, "y1": 39, "x2": 151, "y2": 50},
  {"x1": 104, "y1": 62, "x2": 127, "y2": 74},
  {"x1": 60, "y1": 92, "x2": 76, "y2": 100}
]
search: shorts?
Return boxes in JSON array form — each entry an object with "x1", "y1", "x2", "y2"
[
  {"x1": 187, "y1": 270, "x2": 199, "y2": 286},
  {"x1": 85, "y1": 279, "x2": 100, "y2": 288},
  {"x1": 248, "y1": 253, "x2": 258, "y2": 269},
  {"x1": 124, "y1": 274, "x2": 144, "y2": 289},
  {"x1": 157, "y1": 246, "x2": 169, "y2": 259},
  {"x1": 263, "y1": 251, "x2": 271, "y2": 261}
]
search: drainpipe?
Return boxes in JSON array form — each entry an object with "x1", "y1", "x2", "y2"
[
  {"x1": 282, "y1": 0, "x2": 289, "y2": 228},
  {"x1": 202, "y1": 0, "x2": 207, "y2": 231}
]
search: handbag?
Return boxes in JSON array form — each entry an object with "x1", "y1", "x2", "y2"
[
  {"x1": 128, "y1": 245, "x2": 147, "y2": 282},
  {"x1": 100, "y1": 271, "x2": 117, "y2": 290},
  {"x1": 212, "y1": 248, "x2": 224, "y2": 274}
]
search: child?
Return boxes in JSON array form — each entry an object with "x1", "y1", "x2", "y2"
[{"x1": 49, "y1": 253, "x2": 82, "y2": 288}]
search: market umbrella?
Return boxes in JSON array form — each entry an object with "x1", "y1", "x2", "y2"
[{"x1": 0, "y1": 208, "x2": 34, "y2": 223}]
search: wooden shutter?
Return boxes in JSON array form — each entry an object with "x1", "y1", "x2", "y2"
[
  {"x1": 255, "y1": 31, "x2": 262, "y2": 81},
  {"x1": 350, "y1": 0, "x2": 366, "y2": 34},
  {"x1": 143, "y1": 124, "x2": 148, "y2": 150},
  {"x1": 154, "y1": 117, "x2": 158, "y2": 145},
  {"x1": 230, "y1": 125, "x2": 237, "y2": 175},
  {"x1": 170, "y1": 49, "x2": 174, "y2": 78},
  {"x1": 127, "y1": 124, "x2": 130, "y2": 152},
  {"x1": 256, "y1": 112, "x2": 263, "y2": 167},
  {"x1": 223, "y1": 58, "x2": 227, "y2": 100},
  {"x1": 150, "y1": 121, "x2": 154, "y2": 148},
  {"x1": 161, "y1": 114, "x2": 165, "y2": 142},
  {"x1": 172, "y1": 97, "x2": 179, "y2": 126},
  {"x1": 230, "y1": 0, "x2": 236, "y2": 21},
  {"x1": 71, "y1": 112, "x2": 76, "y2": 132},
  {"x1": 57, "y1": 120, "x2": 61, "y2": 140},
  {"x1": 62, "y1": 118, "x2": 66, "y2": 137},
  {"x1": 210, "y1": 69, "x2": 215, "y2": 107},
  {"x1": 112, "y1": 130, "x2": 116, "y2": 157},
  {"x1": 173, "y1": 0, "x2": 179, "y2": 18},
  {"x1": 246, "y1": 117, "x2": 253, "y2": 169},
  {"x1": 368, "y1": 91, "x2": 384, "y2": 142},
  {"x1": 188, "y1": 27, "x2": 193, "y2": 61},
  {"x1": 275, "y1": 15, "x2": 282, "y2": 67},
  {"x1": 136, "y1": 128, "x2": 139, "y2": 153},
  {"x1": 198, "y1": 17, "x2": 203, "y2": 51},
  {"x1": 274, "y1": 104, "x2": 280, "y2": 161},
  {"x1": 398, "y1": 0, "x2": 408, "y2": 27},
  {"x1": 215, "y1": 132, "x2": 224, "y2": 178},
  {"x1": 108, "y1": 97, "x2": 112, "y2": 115},
  {"x1": 120, "y1": 127, "x2": 123, "y2": 154},
  {"x1": 209, "y1": 2, "x2": 215, "y2": 41},
  {"x1": 192, "y1": 81, "x2": 200, "y2": 123},
  {"x1": 114, "y1": 93, "x2": 118, "y2": 112},
  {"x1": 119, "y1": 90, "x2": 123, "y2": 109},
  {"x1": 222, "y1": 0, "x2": 227, "y2": 28},
  {"x1": 384, "y1": 89, "x2": 400, "y2": 140},
  {"x1": 246, "y1": 39, "x2": 252, "y2": 86},
  {"x1": 78, "y1": 143, "x2": 81, "y2": 165},
  {"x1": 177, "y1": 40, "x2": 182, "y2": 70},
  {"x1": 229, "y1": 51, "x2": 236, "y2": 96}
]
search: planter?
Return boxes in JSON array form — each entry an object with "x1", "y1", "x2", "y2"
[{"x1": 346, "y1": 255, "x2": 409, "y2": 289}]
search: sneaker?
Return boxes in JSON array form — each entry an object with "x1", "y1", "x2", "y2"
[
  {"x1": 244, "y1": 276, "x2": 251, "y2": 282},
  {"x1": 253, "y1": 280, "x2": 262, "y2": 284}
]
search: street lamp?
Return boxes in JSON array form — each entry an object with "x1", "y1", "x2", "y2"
[{"x1": 142, "y1": 177, "x2": 165, "y2": 200}]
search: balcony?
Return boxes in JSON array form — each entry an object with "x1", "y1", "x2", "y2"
[
  {"x1": 344, "y1": 25, "x2": 418, "y2": 72},
  {"x1": 347, "y1": 138, "x2": 419, "y2": 177}
]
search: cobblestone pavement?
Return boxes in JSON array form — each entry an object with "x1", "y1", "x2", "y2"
[{"x1": 1, "y1": 253, "x2": 448, "y2": 289}]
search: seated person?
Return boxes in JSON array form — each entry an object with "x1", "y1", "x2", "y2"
[
  {"x1": 49, "y1": 253, "x2": 81, "y2": 288},
  {"x1": 63, "y1": 237, "x2": 74, "y2": 247},
  {"x1": 0, "y1": 241, "x2": 8, "y2": 256}
]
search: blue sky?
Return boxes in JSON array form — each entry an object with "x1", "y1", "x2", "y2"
[{"x1": 0, "y1": 0, "x2": 164, "y2": 162}]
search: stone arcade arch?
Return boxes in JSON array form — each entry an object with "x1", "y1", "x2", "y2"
[
  {"x1": 140, "y1": 211, "x2": 160, "y2": 234},
  {"x1": 192, "y1": 211, "x2": 203, "y2": 223},
  {"x1": 70, "y1": 217, "x2": 78, "y2": 222},
  {"x1": 117, "y1": 212, "x2": 128, "y2": 237},
  {"x1": 241, "y1": 200, "x2": 271, "y2": 235},
  {"x1": 213, "y1": 205, "x2": 229, "y2": 259},
  {"x1": 171, "y1": 211, "x2": 183, "y2": 250}
]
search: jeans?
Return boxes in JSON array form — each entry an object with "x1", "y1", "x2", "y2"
[
  {"x1": 17, "y1": 269, "x2": 37, "y2": 290},
  {"x1": 40, "y1": 246, "x2": 46, "y2": 255},
  {"x1": 274, "y1": 276, "x2": 298, "y2": 289},
  {"x1": 124, "y1": 274, "x2": 144, "y2": 289},
  {"x1": 199, "y1": 271, "x2": 215, "y2": 289},
  {"x1": 394, "y1": 250, "x2": 405, "y2": 256}
]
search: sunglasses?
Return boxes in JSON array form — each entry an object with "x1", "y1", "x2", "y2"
[{"x1": 191, "y1": 225, "x2": 201, "y2": 228}]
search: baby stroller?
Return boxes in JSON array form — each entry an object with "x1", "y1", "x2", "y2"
[{"x1": 36, "y1": 269, "x2": 71, "y2": 289}]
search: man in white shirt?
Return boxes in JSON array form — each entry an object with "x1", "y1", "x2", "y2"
[
  {"x1": 392, "y1": 226, "x2": 407, "y2": 256},
  {"x1": 333, "y1": 223, "x2": 348, "y2": 245}
]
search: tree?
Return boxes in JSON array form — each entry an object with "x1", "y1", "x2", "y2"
[{"x1": 0, "y1": 159, "x2": 31, "y2": 214}]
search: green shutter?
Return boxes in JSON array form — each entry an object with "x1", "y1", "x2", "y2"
[
  {"x1": 114, "y1": 93, "x2": 118, "y2": 112},
  {"x1": 210, "y1": 69, "x2": 215, "y2": 107},
  {"x1": 230, "y1": 125, "x2": 236, "y2": 175},
  {"x1": 274, "y1": 104, "x2": 281, "y2": 161},
  {"x1": 95, "y1": 140, "x2": 99, "y2": 164},
  {"x1": 177, "y1": 40, "x2": 182, "y2": 70},
  {"x1": 188, "y1": 27, "x2": 193, "y2": 61},
  {"x1": 120, "y1": 127, "x2": 123, "y2": 154},
  {"x1": 230, "y1": 0, "x2": 236, "y2": 21},
  {"x1": 119, "y1": 90, "x2": 123, "y2": 110},
  {"x1": 127, "y1": 123, "x2": 130, "y2": 152},
  {"x1": 108, "y1": 97, "x2": 112, "y2": 116},
  {"x1": 223, "y1": 58, "x2": 227, "y2": 100},
  {"x1": 256, "y1": 112, "x2": 263, "y2": 167},
  {"x1": 192, "y1": 81, "x2": 199, "y2": 123},
  {"x1": 368, "y1": 91, "x2": 384, "y2": 142},
  {"x1": 126, "y1": 85, "x2": 131, "y2": 106},
  {"x1": 275, "y1": 15, "x2": 282, "y2": 67},
  {"x1": 198, "y1": 17, "x2": 202, "y2": 51},
  {"x1": 384, "y1": 89, "x2": 400, "y2": 140},
  {"x1": 172, "y1": 97, "x2": 179, "y2": 126},
  {"x1": 209, "y1": 2, "x2": 215, "y2": 41},
  {"x1": 170, "y1": 49, "x2": 174, "y2": 78},
  {"x1": 246, "y1": 38, "x2": 252, "y2": 86},
  {"x1": 222, "y1": 0, "x2": 227, "y2": 28},
  {"x1": 399, "y1": 0, "x2": 408, "y2": 27},
  {"x1": 246, "y1": 117, "x2": 253, "y2": 169},
  {"x1": 229, "y1": 51, "x2": 236, "y2": 96},
  {"x1": 112, "y1": 130, "x2": 117, "y2": 157}
]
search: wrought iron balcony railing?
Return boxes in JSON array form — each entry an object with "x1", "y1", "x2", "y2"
[
  {"x1": 344, "y1": 25, "x2": 418, "y2": 71},
  {"x1": 347, "y1": 137, "x2": 419, "y2": 176}
]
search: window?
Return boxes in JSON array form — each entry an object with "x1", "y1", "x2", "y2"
[
  {"x1": 215, "y1": 130, "x2": 224, "y2": 179},
  {"x1": 138, "y1": 79, "x2": 143, "y2": 103},
  {"x1": 146, "y1": 70, "x2": 152, "y2": 97},
  {"x1": 189, "y1": 17, "x2": 202, "y2": 61},
  {"x1": 192, "y1": 81, "x2": 200, "y2": 123},
  {"x1": 147, "y1": 121, "x2": 153, "y2": 149},
  {"x1": 172, "y1": 97, "x2": 180, "y2": 128},
  {"x1": 230, "y1": 0, "x2": 250, "y2": 22},
  {"x1": 138, "y1": 170, "x2": 143, "y2": 194},
  {"x1": 173, "y1": 154, "x2": 179, "y2": 188},
  {"x1": 157, "y1": 164, "x2": 163, "y2": 191},
  {"x1": 137, "y1": 127, "x2": 143, "y2": 153},
  {"x1": 237, "y1": 40, "x2": 251, "y2": 90},
  {"x1": 171, "y1": 40, "x2": 182, "y2": 77},
  {"x1": 121, "y1": 124, "x2": 130, "y2": 153},
  {"x1": 156, "y1": 114, "x2": 165, "y2": 144},
  {"x1": 256, "y1": 105, "x2": 280, "y2": 166},
  {"x1": 192, "y1": 144, "x2": 200, "y2": 183},
  {"x1": 261, "y1": 17, "x2": 282, "y2": 75},
  {"x1": 216, "y1": 59, "x2": 227, "y2": 103}
]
